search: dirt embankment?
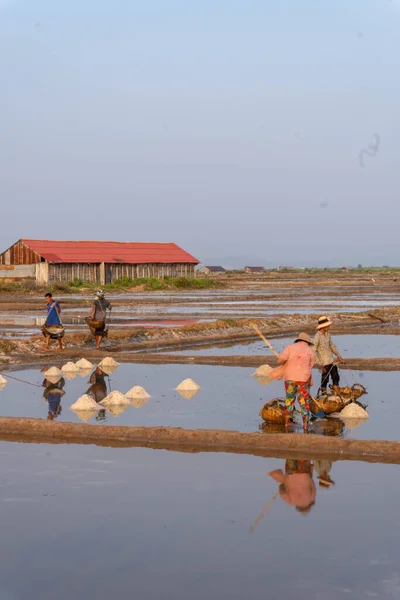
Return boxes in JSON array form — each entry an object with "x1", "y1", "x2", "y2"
[
  {"x1": 0, "y1": 417, "x2": 400, "y2": 465},
  {"x1": 1, "y1": 306, "x2": 399, "y2": 362}
]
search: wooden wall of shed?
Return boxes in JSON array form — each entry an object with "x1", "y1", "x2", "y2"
[
  {"x1": 45, "y1": 263, "x2": 196, "y2": 283},
  {"x1": 0, "y1": 241, "x2": 42, "y2": 266}
]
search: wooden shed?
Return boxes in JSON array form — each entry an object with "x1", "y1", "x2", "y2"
[{"x1": 0, "y1": 239, "x2": 199, "y2": 285}]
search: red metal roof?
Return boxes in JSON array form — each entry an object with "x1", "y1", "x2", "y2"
[{"x1": 21, "y1": 239, "x2": 199, "y2": 265}]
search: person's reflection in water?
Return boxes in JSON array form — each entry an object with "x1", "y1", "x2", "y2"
[
  {"x1": 314, "y1": 460, "x2": 335, "y2": 488},
  {"x1": 269, "y1": 459, "x2": 316, "y2": 515},
  {"x1": 42, "y1": 378, "x2": 65, "y2": 421},
  {"x1": 86, "y1": 367, "x2": 108, "y2": 421}
]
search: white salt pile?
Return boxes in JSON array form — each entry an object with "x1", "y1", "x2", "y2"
[
  {"x1": 75, "y1": 358, "x2": 93, "y2": 370},
  {"x1": 70, "y1": 394, "x2": 99, "y2": 410},
  {"x1": 61, "y1": 362, "x2": 79, "y2": 373},
  {"x1": 99, "y1": 391, "x2": 130, "y2": 407},
  {"x1": 175, "y1": 378, "x2": 201, "y2": 392},
  {"x1": 126, "y1": 386, "x2": 151, "y2": 400},
  {"x1": 176, "y1": 388, "x2": 199, "y2": 400},
  {"x1": 99, "y1": 357, "x2": 120, "y2": 369},
  {"x1": 0, "y1": 374, "x2": 8, "y2": 386},
  {"x1": 70, "y1": 409, "x2": 97, "y2": 423},
  {"x1": 44, "y1": 366, "x2": 62, "y2": 378},
  {"x1": 252, "y1": 364, "x2": 273, "y2": 377},
  {"x1": 339, "y1": 403, "x2": 369, "y2": 420}
]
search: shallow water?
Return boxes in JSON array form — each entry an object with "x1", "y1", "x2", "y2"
[
  {"x1": 0, "y1": 441, "x2": 399, "y2": 600},
  {"x1": 0, "y1": 363, "x2": 397, "y2": 440},
  {"x1": 176, "y1": 334, "x2": 400, "y2": 359}
]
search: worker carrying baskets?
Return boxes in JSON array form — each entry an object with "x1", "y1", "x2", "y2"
[{"x1": 85, "y1": 290, "x2": 112, "y2": 350}]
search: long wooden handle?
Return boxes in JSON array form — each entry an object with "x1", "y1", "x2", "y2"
[
  {"x1": 250, "y1": 323, "x2": 280, "y2": 358},
  {"x1": 249, "y1": 491, "x2": 280, "y2": 534}
]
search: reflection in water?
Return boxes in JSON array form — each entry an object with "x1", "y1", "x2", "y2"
[
  {"x1": 259, "y1": 416, "x2": 345, "y2": 436},
  {"x1": 251, "y1": 457, "x2": 337, "y2": 532},
  {"x1": 42, "y1": 377, "x2": 65, "y2": 421},
  {"x1": 269, "y1": 459, "x2": 316, "y2": 515},
  {"x1": 86, "y1": 367, "x2": 108, "y2": 421}
]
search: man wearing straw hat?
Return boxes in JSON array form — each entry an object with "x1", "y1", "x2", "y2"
[{"x1": 313, "y1": 315, "x2": 344, "y2": 395}]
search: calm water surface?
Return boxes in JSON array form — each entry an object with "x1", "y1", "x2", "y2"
[
  {"x1": 0, "y1": 442, "x2": 399, "y2": 600},
  {"x1": 0, "y1": 363, "x2": 398, "y2": 440}
]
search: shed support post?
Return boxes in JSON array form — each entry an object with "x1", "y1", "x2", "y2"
[{"x1": 100, "y1": 262, "x2": 106, "y2": 285}]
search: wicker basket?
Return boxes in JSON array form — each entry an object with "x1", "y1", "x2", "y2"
[
  {"x1": 351, "y1": 383, "x2": 367, "y2": 400},
  {"x1": 260, "y1": 398, "x2": 286, "y2": 423},
  {"x1": 311, "y1": 417, "x2": 345, "y2": 437},
  {"x1": 310, "y1": 395, "x2": 345, "y2": 415},
  {"x1": 42, "y1": 324, "x2": 65, "y2": 339}
]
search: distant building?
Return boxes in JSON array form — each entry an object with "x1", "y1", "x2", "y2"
[
  {"x1": 341, "y1": 266, "x2": 354, "y2": 272},
  {"x1": 197, "y1": 266, "x2": 226, "y2": 275},
  {"x1": 277, "y1": 266, "x2": 298, "y2": 272},
  {"x1": 244, "y1": 266, "x2": 267, "y2": 274},
  {"x1": 0, "y1": 239, "x2": 199, "y2": 285}
]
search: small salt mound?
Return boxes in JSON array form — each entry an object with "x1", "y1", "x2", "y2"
[
  {"x1": 126, "y1": 386, "x2": 151, "y2": 400},
  {"x1": 175, "y1": 378, "x2": 201, "y2": 392},
  {"x1": 71, "y1": 409, "x2": 98, "y2": 423},
  {"x1": 253, "y1": 364, "x2": 273, "y2": 377},
  {"x1": 61, "y1": 362, "x2": 79, "y2": 373},
  {"x1": 70, "y1": 394, "x2": 99, "y2": 410},
  {"x1": 130, "y1": 396, "x2": 150, "y2": 408},
  {"x1": 99, "y1": 357, "x2": 120, "y2": 369},
  {"x1": 99, "y1": 391, "x2": 129, "y2": 407},
  {"x1": 176, "y1": 388, "x2": 199, "y2": 400},
  {"x1": 339, "y1": 403, "x2": 369, "y2": 420},
  {"x1": 44, "y1": 366, "x2": 62, "y2": 378},
  {"x1": 75, "y1": 358, "x2": 93, "y2": 370},
  {"x1": 107, "y1": 405, "x2": 128, "y2": 417},
  {"x1": 0, "y1": 374, "x2": 8, "y2": 386}
]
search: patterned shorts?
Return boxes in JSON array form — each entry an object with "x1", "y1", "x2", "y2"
[{"x1": 284, "y1": 380, "x2": 310, "y2": 417}]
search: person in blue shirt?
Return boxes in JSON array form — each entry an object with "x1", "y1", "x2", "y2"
[{"x1": 43, "y1": 293, "x2": 64, "y2": 351}]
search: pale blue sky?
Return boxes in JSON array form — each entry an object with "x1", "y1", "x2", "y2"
[{"x1": 1, "y1": 0, "x2": 399, "y2": 266}]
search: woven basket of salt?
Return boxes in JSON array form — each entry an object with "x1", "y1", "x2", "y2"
[
  {"x1": 260, "y1": 398, "x2": 286, "y2": 423},
  {"x1": 42, "y1": 324, "x2": 65, "y2": 339},
  {"x1": 310, "y1": 395, "x2": 344, "y2": 416}
]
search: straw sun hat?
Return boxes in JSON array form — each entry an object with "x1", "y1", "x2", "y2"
[
  {"x1": 317, "y1": 315, "x2": 333, "y2": 330},
  {"x1": 294, "y1": 332, "x2": 313, "y2": 345}
]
